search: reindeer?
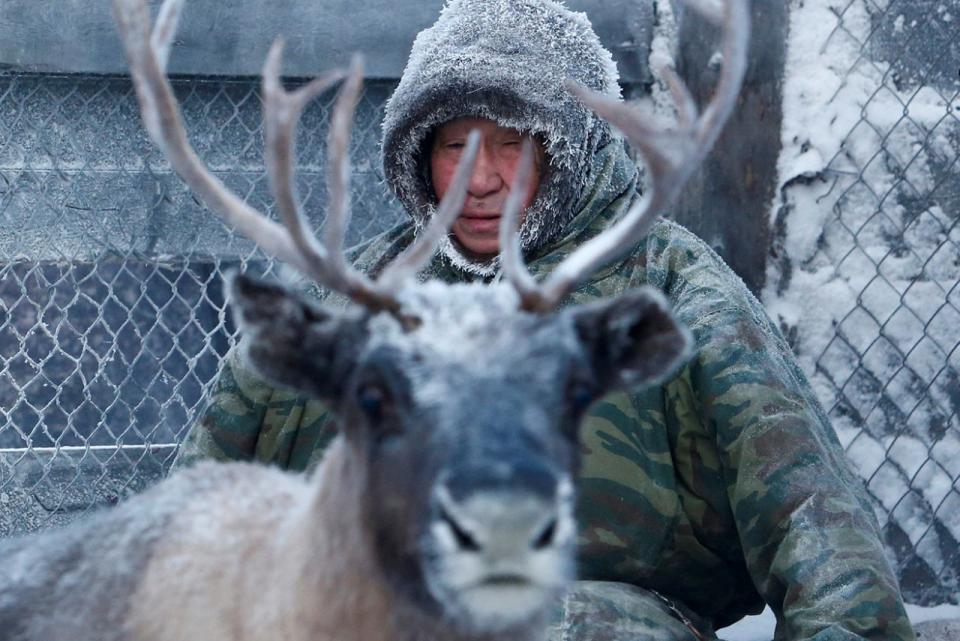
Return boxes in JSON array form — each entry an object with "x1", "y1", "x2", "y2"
[{"x1": 0, "y1": 0, "x2": 748, "y2": 639}]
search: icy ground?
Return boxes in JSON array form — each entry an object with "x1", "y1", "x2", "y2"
[{"x1": 719, "y1": 604, "x2": 960, "y2": 641}]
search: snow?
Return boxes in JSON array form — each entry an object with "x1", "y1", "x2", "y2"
[
  {"x1": 645, "y1": 0, "x2": 682, "y2": 130},
  {"x1": 719, "y1": 604, "x2": 960, "y2": 641},
  {"x1": 761, "y1": 0, "x2": 959, "y2": 604}
]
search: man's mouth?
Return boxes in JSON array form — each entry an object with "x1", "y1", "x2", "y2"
[{"x1": 456, "y1": 214, "x2": 502, "y2": 234}]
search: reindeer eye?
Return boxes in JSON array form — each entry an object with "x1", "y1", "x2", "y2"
[
  {"x1": 568, "y1": 381, "x2": 597, "y2": 415},
  {"x1": 357, "y1": 383, "x2": 387, "y2": 421}
]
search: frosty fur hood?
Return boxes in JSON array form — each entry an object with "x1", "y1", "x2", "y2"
[{"x1": 381, "y1": 0, "x2": 624, "y2": 275}]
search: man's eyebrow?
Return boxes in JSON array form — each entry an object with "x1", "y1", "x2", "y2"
[{"x1": 435, "y1": 128, "x2": 470, "y2": 141}]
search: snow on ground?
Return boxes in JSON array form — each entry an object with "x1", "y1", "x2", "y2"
[
  {"x1": 719, "y1": 604, "x2": 960, "y2": 641},
  {"x1": 761, "y1": 0, "x2": 960, "y2": 604}
]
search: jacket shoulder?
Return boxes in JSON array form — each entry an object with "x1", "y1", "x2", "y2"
[
  {"x1": 638, "y1": 219, "x2": 773, "y2": 335},
  {"x1": 346, "y1": 220, "x2": 418, "y2": 276}
]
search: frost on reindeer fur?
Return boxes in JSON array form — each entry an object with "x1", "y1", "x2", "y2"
[{"x1": 765, "y1": 0, "x2": 960, "y2": 603}]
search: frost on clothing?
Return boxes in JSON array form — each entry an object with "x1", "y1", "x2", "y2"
[
  {"x1": 381, "y1": 0, "x2": 622, "y2": 275},
  {"x1": 177, "y1": 142, "x2": 913, "y2": 641}
]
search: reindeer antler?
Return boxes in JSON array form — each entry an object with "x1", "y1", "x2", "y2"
[
  {"x1": 113, "y1": 0, "x2": 480, "y2": 318},
  {"x1": 501, "y1": 0, "x2": 750, "y2": 313}
]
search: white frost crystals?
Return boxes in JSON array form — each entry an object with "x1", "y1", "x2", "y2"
[{"x1": 765, "y1": 0, "x2": 960, "y2": 603}]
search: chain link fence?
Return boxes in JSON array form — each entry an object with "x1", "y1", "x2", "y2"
[
  {"x1": 769, "y1": 0, "x2": 959, "y2": 606},
  {"x1": 1, "y1": 0, "x2": 958, "y2": 608},
  {"x1": 0, "y1": 73, "x2": 404, "y2": 532}
]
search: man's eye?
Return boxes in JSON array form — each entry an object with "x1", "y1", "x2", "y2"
[{"x1": 445, "y1": 142, "x2": 466, "y2": 150}]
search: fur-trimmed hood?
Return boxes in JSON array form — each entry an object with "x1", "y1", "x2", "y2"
[{"x1": 381, "y1": 0, "x2": 625, "y2": 275}]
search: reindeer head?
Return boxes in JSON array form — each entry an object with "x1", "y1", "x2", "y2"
[
  {"x1": 114, "y1": 0, "x2": 747, "y2": 634},
  {"x1": 229, "y1": 275, "x2": 690, "y2": 630}
]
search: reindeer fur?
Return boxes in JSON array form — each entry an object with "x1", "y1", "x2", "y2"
[{"x1": 1, "y1": 438, "x2": 545, "y2": 641}]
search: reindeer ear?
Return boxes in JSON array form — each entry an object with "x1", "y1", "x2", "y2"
[
  {"x1": 228, "y1": 273, "x2": 366, "y2": 400},
  {"x1": 571, "y1": 287, "x2": 693, "y2": 391}
]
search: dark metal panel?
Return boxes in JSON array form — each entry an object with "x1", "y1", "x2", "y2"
[
  {"x1": 671, "y1": 0, "x2": 787, "y2": 296},
  {"x1": 0, "y1": 0, "x2": 653, "y2": 82},
  {"x1": 0, "y1": 74, "x2": 403, "y2": 262}
]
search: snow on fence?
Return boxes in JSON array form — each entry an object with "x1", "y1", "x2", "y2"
[
  {"x1": 766, "y1": 0, "x2": 959, "y2": 605},
  {"x1": 0, "y1": 74, "x2": 405, "y2": 534},
  {"x1": 0, "y1": 0, "x2": 957, "y2": 608}
]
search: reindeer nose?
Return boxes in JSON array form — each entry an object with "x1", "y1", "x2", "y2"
[{"x1": 433, "y1": 461, "x2": 572, "y2": 555}]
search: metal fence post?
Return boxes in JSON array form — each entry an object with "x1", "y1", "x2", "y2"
[{"x1": 671, "y1": 0, "x2": 788, "y2": 296}]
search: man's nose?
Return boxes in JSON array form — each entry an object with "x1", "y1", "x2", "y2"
[{"x1": 466, "y1": 146, "x2": 504, "y2": 198}]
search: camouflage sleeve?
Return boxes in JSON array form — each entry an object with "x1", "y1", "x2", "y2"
[
  {"x1": 172, "y1": 346, "x2": 276, "y2": 468},
  {"x1": 173, "y1": 344, "x2": 339, "y2": 471},
  {"x1": 686, "y1": 302, "x2": 915, "y2": 641}
]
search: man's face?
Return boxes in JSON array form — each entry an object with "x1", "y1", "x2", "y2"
[{"x1": 430, "y1": 117, "x2": 544, "y2": 258}]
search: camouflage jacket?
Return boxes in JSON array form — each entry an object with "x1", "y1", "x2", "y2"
[{"x1": 176, "y1": 145, "x2": 913, "y2": 640}]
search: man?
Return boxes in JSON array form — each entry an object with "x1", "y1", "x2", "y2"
[{"x1": 176, "y1": 1, "x2": 914, "y2": 640}]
